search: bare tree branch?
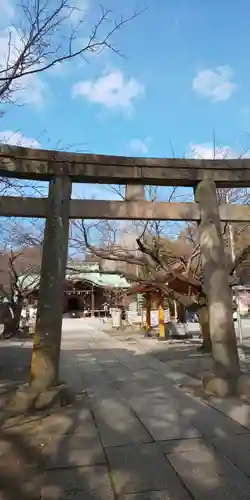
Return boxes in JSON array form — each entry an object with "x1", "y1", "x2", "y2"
[{"x1": 0, "y1": 0, "x2": 146, "y2": 103}]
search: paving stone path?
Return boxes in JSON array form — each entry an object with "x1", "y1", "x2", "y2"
[{"x1": 1, "y1": 319, "x2": 250, "y2": 499}]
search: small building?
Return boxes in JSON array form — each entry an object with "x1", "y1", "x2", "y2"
[{"x1": 18, "y1": 261, "x2": 130, "y2": 317}]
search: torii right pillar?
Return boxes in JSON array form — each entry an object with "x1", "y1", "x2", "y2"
[{"x1": 194, "y1": 180, "x2": 247, "y2": 397}]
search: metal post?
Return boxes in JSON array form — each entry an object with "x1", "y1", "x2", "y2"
[
  {"x1": 91, "y1": 286, "x2": 95, "y2": 317},
  {"x1": 158, "y1": 301, "x2": 165, "y2": 340},
  {"x1": 146, "y1": 294, "x2": 151, "y2": 335},
  {"x1": 226, "y1": 193, "x2": 243, "y2": 345},
  {"x1": 236, "y1": 289, "x2": 243, "y2": 345}
]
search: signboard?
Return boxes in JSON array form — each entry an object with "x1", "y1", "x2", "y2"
[
  {"x1": 112, "y1": 310, "x2": 121, "y2": 328},
  {"x1": 150, "y1": 310, "x2": 159, "y2": 327},
  {"x1": 141, "y1": 309, "x2": 146, "y2": 325},
  {"x1": 127, "y1": 311, "x2": 139, "y2": 324},
  {"x1": 129, "y1": 301, "x2": 137, "y2": 311},
  {"x1": 141, "y1": 309, "x2": 170, "y2": 326},
  {"x1": 164, "y1": 309, "x2": 170, "y2": 323}
]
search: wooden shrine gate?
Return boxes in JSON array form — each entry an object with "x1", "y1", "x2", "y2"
[{"x1": 1, "y1": 144, "x2": 250, "y2": 393}]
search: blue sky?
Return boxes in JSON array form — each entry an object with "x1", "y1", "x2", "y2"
[{"x1": 1, "y1": 0, "x2": 250, "y2": 203}]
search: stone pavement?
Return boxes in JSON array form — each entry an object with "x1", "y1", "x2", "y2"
[
  {"x1": 1, "y1": 320, "x2": 250, "y2": 499},
  {"x1": 101, "y1": 320, "x2": 250, "y2": 381}
]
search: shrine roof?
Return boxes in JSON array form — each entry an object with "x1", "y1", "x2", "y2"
[{"x1": 17, "y1": 266, "x2": 130, "y2": 292}]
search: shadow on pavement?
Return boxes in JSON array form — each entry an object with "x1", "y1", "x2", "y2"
[{"x1": 1, "y1": 340, "x2": 250, "y2": 498}]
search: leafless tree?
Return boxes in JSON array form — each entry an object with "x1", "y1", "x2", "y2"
[
  {"x1": 0, "y1": 0, "x2": 145, "y2": 104},
  {"x1": 0, "y1": 246, "x2": 41, "y2": 334}
]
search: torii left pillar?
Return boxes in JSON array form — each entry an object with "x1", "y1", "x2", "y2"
[{"x1": 30, "y1": 174, "x2": 72, "y2": 389}]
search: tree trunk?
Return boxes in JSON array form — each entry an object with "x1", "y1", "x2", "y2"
[
  {"x1": 197, "y1": 305, "x2": 212, "y2": 352},
  {"x1": 30, "y1": 175, "x2": 72, "y2": 389},
  {"x1": 13, "y1": 301, "x2": 22, "y2": 334},
  {"x1": 2, "y1": 300, "x2": 22, "y2": 337},
  {"x1": 194, "y1": 180, "x2": 240, "y2": 378}
]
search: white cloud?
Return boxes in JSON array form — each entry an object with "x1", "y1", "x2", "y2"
[
  {"x1": 192, "y1": 66, "x2": 237, "y2": 102},
  {"x1": 188, "y1": 142, "x2": 236, "y2": 159},
  {"x1": 72, "y1": 69, "x2": 145, "y2": 113},
  {"x1": 65, "y1": 0, "x2": 89, "y2": 24},
  {"x1": 17, "y1": 74, "x2": 45, "y2": 105},
  {"x1": 128, "y1": 137, "x2": 150, "y2": 154},
  {"x1": 0, "y1": 130, "x2": 40, "y2": 148},
  {"x1": 0, "y1": 27, "x2": 45, "y2": 105},
  {"x1": 48, "y1": 61, "x2": 66, "y2": 76},
  {"x1": 1, "y1": 0, "x2": 14, "y2": 21}
]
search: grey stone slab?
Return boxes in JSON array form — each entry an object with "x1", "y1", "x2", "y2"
[
  {"x1": 123, "y1": 361, "x2": 152, "y2": 372},
  {"x1": 91, "y1": 399, "x2": 152, "y2": 447},
  {"x1": 120, "y1": 490, "x2": 192, "y2": 500},
  {"x1": 168, "y1": 448, "x2": 250, "y2": 500},
  {"x1": 99, "y1": 360, "x2": 123, "y2": 369},
  {"x1": 86, "y1": 385, "x2": 122, "y2": 399},
  {"x1": 82, "y1": 373, "x2": 114, "y2": 392},
  {"x1": 117, "y1": 380, "x2": 180, "y2": 404},
  {"x1": 211, "y1": 435, "x2": 250, "y2": 478},
  {"x1": 46, "y1": 428, "x2": 106, "y2": 468},
  {"x1": 191, "y1": 402, "x2": 248, "y2": 438},
  {"x1": 106, "y1": 443, "x2": 193, "y2": 497},
  {"x1": 110, "y1": 353, "x2": 137, "y2": 364},
  {"x1": 42, "y1": 466, "x2": 114, "y2": 499},
  {"x1": 80, "y1": 365, "x2": 106, "y2": 374},
  {"x1": 41, "y1": 491, "x2": 107, "y2": 500},
  {"x1": 158, "y1": 437, "x2": 211, "y2": 455},
  {"x1": 132, "y1": 368, "x2": 158, "y2": 381},
  {"x1": 106, "y1": 367, "x2": 134, "y2": 382},
  {"x1": 95, "y1": 354, "x2": 120, "y2": 363},
  {"x1": 138, "y1": 411, "x2": 201, "y2": 441},
  {"x1": 205, "y1": 396, "x2": 250, "y2": 429},
  {"x1": 119, "y1": 395, "x2": 200, "y2": 441}
]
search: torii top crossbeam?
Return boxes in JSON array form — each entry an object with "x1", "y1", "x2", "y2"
[{"x1": 0, "y1": 145, "x2": 250, "y2": 187}]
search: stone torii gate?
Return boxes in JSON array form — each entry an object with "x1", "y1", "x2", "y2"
[{"x1": 1, "y1": 144, "x2": 250, "y2": 397}]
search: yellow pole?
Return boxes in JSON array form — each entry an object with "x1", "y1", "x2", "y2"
[
  {"x1": 158, "y1": 300, "x2": 165, "y2": 340},
  {"x1": 146, "y1": 294, "x2": 151, "y2": 334}
]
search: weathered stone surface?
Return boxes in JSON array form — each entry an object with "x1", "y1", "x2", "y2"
[
  {"x1": 47, "y1": 431, "x2": 106, "y2": 468},
  {"x1": 138, "y1": 410, "x2": 200, "y2": 442},
  {"x1": 206, "y1": 396, "x2": 250, "y2": 428},
  {"x1": 211, "y1": 435, "x2": 250, "y2": 477},
  {"x1": 168, "y1": 448, "x2": 250, "y2": 499},
  {"x1": 81, "y1": 372, "x2": 113, "y2": 390},
  {"x1": 113, "y1": 387, "x2": 200, "y2": 442},
  {"x1": 158, "y1": 437, "x2": 211, "y2": 456},
  {"x1": 42, "y1": 466, "x2": 114, "y2": 499},
  {"x1": 4, "y1": 320, "x2": 250, "y2": 500},
  {"x1": 30, "y1": 175, "x2": 72, "y2": 389},
  {"x1": 91, "y1": 399, "x2": 152, "y2": 447},
  {"x1": 106, "y1": 443, "x2": 193, "y2": 496},
  {"x1": 105, "y1": 366, "x2": 133, "y2": 382},
  {"x1": 2, "y1": 143, "x2": 250, "y2": 188},
  {"x1": 191, "y1": 400, "x2": 247, "y2": 438},
  {"x1": 120, "y1": 490, "x2": 192, "y2": 500}
]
